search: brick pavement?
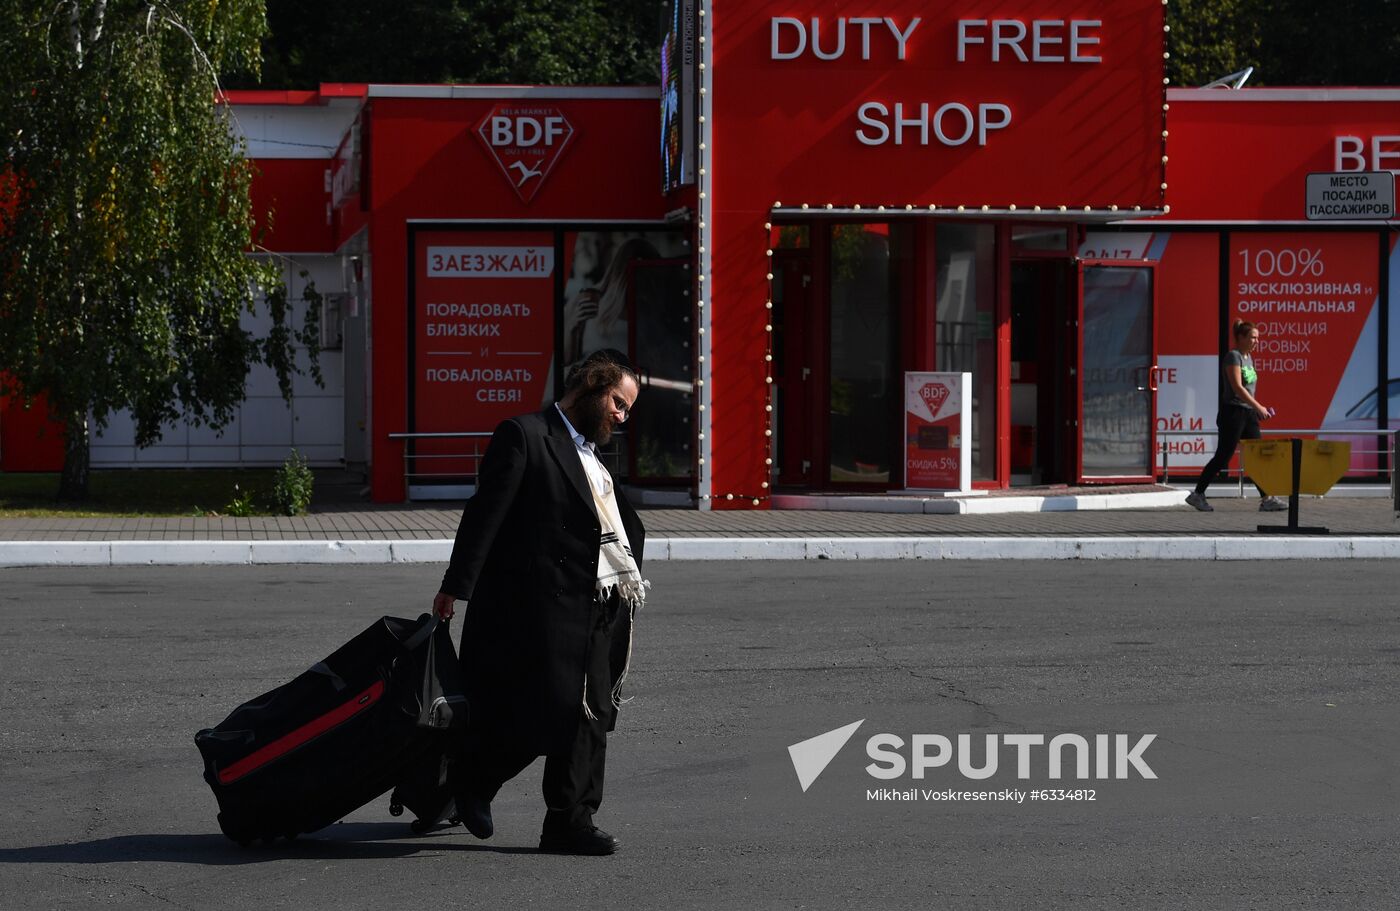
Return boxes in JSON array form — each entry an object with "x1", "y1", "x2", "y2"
[{"x1": 1, "y1": 495, "x2": 1395, "y2": 540}]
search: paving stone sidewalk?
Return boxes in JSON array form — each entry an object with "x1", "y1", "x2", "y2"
[{"x1": 2, "y1": 495, "x2": 1396, "y2": 541}]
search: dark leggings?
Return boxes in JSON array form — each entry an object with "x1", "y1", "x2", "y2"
[{"x1": 1194, "y1": 406, "x2": 1263, "y2": 495}]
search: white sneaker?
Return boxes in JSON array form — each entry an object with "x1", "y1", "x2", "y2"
[
  {"x1": 1185, "y1": 492, "x2": 1213, "y2": 512},
  {"x1": 1259, "y1": 496, "x2": 1289, "y2": 512}
]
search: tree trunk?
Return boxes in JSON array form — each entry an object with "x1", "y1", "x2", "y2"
[{"x1": 57, "y1": 409, "x2": 90, "y2": 502}]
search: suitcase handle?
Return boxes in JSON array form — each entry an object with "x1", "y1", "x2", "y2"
[{"x1": 402, "y1": 613, "x2": 447, "y2": 652}]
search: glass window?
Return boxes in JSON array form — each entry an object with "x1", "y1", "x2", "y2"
[
  {"x1": 828, "y1": 223, "x2": 906, "y2": 483},
  {"x1": 934, "y1": 224, "x2": 997, "y2": 481},
  {"x1": 771, "y1": 224, "x2": 810, "y2": 249},
  {"x1": 629, "y1": 262, "x2": 693, "y2": 481},
  {"x1": 560, "y1": 229, "x2": 692, "y2": 481},
  {"x1": 1011, "y1": 225, "x2": 1069, "y2": 254}
]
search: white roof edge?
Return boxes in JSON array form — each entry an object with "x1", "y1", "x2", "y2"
[
  {"x1": 1126, "y1": 219, "x2": 1399, "y2": 227},
  {"x1": 405, "y1": 218, "x2": 671, "y2": 225},
  {"x1": 225, "y1": 96, "x2": 366, "y2": 111},
  {"x1": 1167, "y1": 87, "x2": 1400, "y2": 102},
  {"x1": 771, "y1": 207, "x2": 1166, "y2": 223},
  {"x1": 366, "y1": 85, "x2": 658, "y2": 100}
]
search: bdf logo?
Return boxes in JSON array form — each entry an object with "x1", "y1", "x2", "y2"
[
  {"x1": 475, "y1": 104, "x2": 575, "y2": 204},
  {"x1": 919, "y1": 382, "x2": 950, "y2": 418}
]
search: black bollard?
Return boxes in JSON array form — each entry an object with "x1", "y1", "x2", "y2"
[{"x1": 1257, "y1": 437, "x2": 1327, "y2": 535}]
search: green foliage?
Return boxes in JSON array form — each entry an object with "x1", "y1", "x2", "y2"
[
  {"x1": 224, "y1": 483, "x2": 257, "y2": 517},
  {"x1": 0, "y1": 0, "x2": 318, "y2": 499},
  {"x1": 831, "y1": 224, "x2": 876, "y2": 285},
  {"x1": 271, "y1": 449, "x2": 314, "y2": 516},
  {"x1": 232, "y1": 0, "x2": 1400, "y2": 91},
  {"x1": 1169, "y1": 0, "x2": 1400, "y2": 86},
  {"x1": 636, "y1": 435, "x2": 680, "y2": 478},
  {"x1": 0, "y1": 469, "x2": 277, "y2": 516},
  {"x1": 1243, "y1": 0, "x2": 1400, "y2": 87},
  {"x1": 228, "y1": 0, "x2": 663, "y2": 89},
  {"x1": 1165, "y1": 0, "x2": 1261, "y2": 86}
]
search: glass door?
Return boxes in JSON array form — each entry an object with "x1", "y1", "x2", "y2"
[
  {"x1": 827, "y1": 223, "x2": 902, "y2": 486},
  {"x1": 772, "y1": 249, "x2": 816, "y2": 486},
  {"x1": 1076, "y1": 261, "x2": 1158, "y2": 483},
  {"x1": 627, "y1": 259, "x2": 693, "y2": 483}
]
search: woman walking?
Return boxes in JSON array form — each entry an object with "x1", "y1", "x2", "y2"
[{"x1": 1185, "y1": 320, "x2": 1287, "y2": 512}]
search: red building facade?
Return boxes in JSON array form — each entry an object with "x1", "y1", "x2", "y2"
[{"x1": 3, "y1": 3, "x2": 1396, "y2": 507}]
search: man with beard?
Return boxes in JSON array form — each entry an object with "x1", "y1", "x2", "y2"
[{"x1": 433, "y1": 348, "x2": 647, "y2": 856}]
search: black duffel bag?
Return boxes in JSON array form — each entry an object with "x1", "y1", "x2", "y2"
[{"x1": 195, "y1": 613, "x2": 465, "y2": 845}]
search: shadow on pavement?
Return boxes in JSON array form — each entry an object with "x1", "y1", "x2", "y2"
[{"x1": 0, "y1": 822, "x2": 539, "y2": 865}]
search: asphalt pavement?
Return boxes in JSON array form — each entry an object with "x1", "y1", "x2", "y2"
[{"x1": 1, "y1": 561, "x2": 1397, "y2": 909}]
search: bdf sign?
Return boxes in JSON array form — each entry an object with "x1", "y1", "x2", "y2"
[{"x1": 474, "y1": 104, "x2": 576, "y2": 204}]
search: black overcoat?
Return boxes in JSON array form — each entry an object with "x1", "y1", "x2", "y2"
[{"x1": 439, "y1": 407, "x2": 646, "y2": 754}]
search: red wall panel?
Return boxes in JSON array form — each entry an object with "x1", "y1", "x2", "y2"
[
  {"x1": 0, "y1": 391, "x2": 65, "y2": 471},
  {"x1": 249, "y1": 158, "x2": 334, "y2": 252},
  {"x1": 709, "y1": 0, "x2": 1167, "y2": 505},
  {"x1": 1164, "y1": 93, "x2": 1400, "y2": 222},
  {"x1": 362, "y1": 94, "x2": 667, "y2": 500}
]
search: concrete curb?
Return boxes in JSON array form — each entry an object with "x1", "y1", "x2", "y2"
[
  {"x1": 771, "y1": 490, "x2": 1188, "y2": 514},
  {"x1": 3, "y1": 535, "x2": 1400, "y2": 567}
]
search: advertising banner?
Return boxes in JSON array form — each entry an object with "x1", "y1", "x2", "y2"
[
  {"x1": 1389, "y1": 233, "x2": 1400, "y2": 448},
  {"x1": 905, "y1": 372, "x2": 971, "y2": 491},
  {"x1": 661, "y1": 0, "x2": 697, "y2": 192},
  {"x1": 412, "y1": 230, "x2": 556, "y2": 477},
  {"x1": 1231, "y1": 232, "x2": 1380, "y2": 472}
]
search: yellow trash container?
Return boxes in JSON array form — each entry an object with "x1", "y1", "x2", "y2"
[
  {"x1": 1239, "y1": 438, "x2": 1350, "y2": 533},
  {"x1": 1239, "y1": 438, "x2": 1351, "y2": 497}
]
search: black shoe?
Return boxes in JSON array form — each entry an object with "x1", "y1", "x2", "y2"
[
  {"x1": 457, "y1": 793, "x2": 493, "y2": 840},
  {"x1": 538, "y1": 825, "x2": 619, "y2": 856}
]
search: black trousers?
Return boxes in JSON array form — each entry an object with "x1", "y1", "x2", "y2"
[
  {"x1": 1194, "y1": 406, "x2": 1265, "y2": 496},
  {"x1": 454, "y1": 593, "x2": 620, "y2": 833}
]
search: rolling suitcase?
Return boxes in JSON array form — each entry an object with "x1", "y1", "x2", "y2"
[{"x1": 195, "y1": 613, "x2": 465, "y2": 845}]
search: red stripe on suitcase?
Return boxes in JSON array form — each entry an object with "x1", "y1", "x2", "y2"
[{"x1": 216, "y1": 679, "x2": 386, "y2": 785}]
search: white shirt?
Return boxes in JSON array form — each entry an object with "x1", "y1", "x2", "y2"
[
  {"x1": 554, "y1": 403, "x2": 636, "y2": 558},
  {"x1": 555, "y1": 403, "x2": 613, "y2": 499}
]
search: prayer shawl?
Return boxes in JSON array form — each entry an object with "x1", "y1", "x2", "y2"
[{"x1": 584, "y1": 471, "x2": 648, "y2": 717}]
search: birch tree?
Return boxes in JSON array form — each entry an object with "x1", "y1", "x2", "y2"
[{"x1": 0, "y1": 0, "x2": 317, "y2": 499}]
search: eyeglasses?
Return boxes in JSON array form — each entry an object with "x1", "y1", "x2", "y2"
[{"x1": 608, "y1": 393, "x2": 633, "y2": 422}]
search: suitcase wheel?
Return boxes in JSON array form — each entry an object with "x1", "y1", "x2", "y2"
[
  {"x1": 389, "y1": 800, "x2": 404, "y2": 818},
  {"x1": 410, "y1": 818, "x2": 431, "y2": 834}
]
